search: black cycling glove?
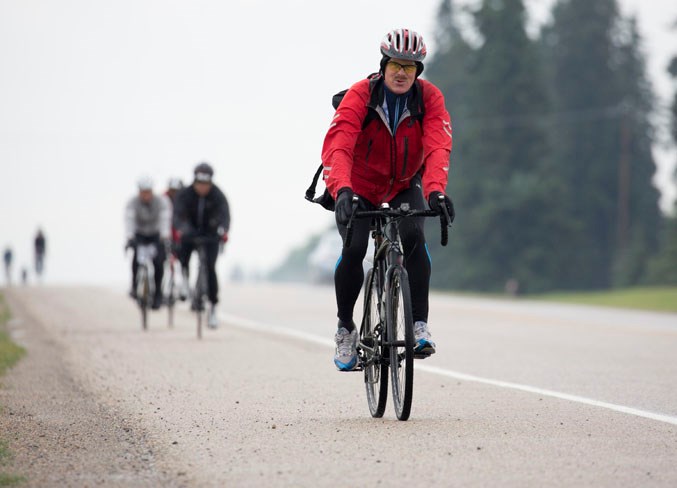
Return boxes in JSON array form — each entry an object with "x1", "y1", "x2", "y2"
[
  {"x1": 335, "y1": 188, "x2": 356, "y2": 227},
  {"x1": 428, "y1": 191, "x2": 455, "y2": 223}
]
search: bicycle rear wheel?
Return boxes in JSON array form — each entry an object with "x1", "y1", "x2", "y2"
[
  {"x1": 197, "y1": 308, "x2": 203, "y2": 339},
  {"x1": 167, "y1": 298, "x2": 174, "y2": 328},
  {"x1": 194, "y1": 266, "x2": 207, "y2": 340},
  {"x1": 137, "y1": 266, "x2": 149, "y2": 331},
  {"x1": 387, "y1": 266, "x2": 414, "y2": 420},
  {"x1": 166, "y1": 274, "x2": 175, "y2": 328},
  {"x1": 361, "y1": 269, "x2": 388, "y2": 418}
]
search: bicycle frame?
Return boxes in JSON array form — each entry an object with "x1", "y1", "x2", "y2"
[
  {"x1": 135, "y1": 243, "x2": 157, "y2": 302},
  {"x1": 134, "y1": 243, "x2": 157, "y2": 331},
  {"x1": 164, "y1": 253, "x2": 178, "y2": 328},
  {"x1": 190, "y1": 236, "x2": 221, "y2": 339},
  {"x1": 348, "y1": 201, "x2": 451, "y2": 420},
  {"x1": 357, "y1": 207, "x2": 414, "y2": 360}
]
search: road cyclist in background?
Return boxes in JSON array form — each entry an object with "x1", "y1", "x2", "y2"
[
  {"x1": 124, "y1": 176, "x2": 172, "y2": 310},
  {"x1": 3, "y1": 246, "x2": 13, "y2": 286},
  {"x1": 34, "y1": 228, "x2": 46, "y2": 279},
  {"x1": 162, "y1": 177, "x2": 184, "y2": 324},
  {"x1": 320, "y1": 28, "x2": 455, "y2": 371},
  {"x1": 172, "y1": 162, "x2": 230, "y2": 329},
  {"x1": 164, "y1": 177, "x2": 185, "y2": 254}
]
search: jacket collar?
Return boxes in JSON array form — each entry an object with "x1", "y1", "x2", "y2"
[{"x1": 367, "y1": 74, "x2": 424, "y2": 120}]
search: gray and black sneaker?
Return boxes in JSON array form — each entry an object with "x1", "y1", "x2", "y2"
[
  {"x1": 414, "y1": 321, "x2": 436, "y2": 357},
  {"x1": 179, "y1": 269, "x2": 189, "y2": 301},
  {"x1": 334, "y1": 327, "x2": 358, "y2": 371},
  {"x1": 207, "y1": 304, "x2": 218, "y2": 329}
]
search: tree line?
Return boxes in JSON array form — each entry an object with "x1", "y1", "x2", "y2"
[
  {"x1": 273, "y1": 0, "x2": 675, "y2": 292},
  {"x1": 425, "y1": 0, "x2": 677, "y2": 292}
]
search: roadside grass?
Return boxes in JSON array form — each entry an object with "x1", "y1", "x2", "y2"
[
  {"x1": 0, "y1": 441, "x2": 24, "y2": 487},
  {"x1": 0, "y1": 299, "x2": 25, "y2": 376},
  {"x1": 532, "y1": 286, "x2": 677, "y2": 313},
  {"x1": 0, "y1": 293, "x2": 26, "y2": 487}
]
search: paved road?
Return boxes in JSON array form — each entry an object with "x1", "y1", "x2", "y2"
[{"x1": 1, "y1": 283, "x2": 676, "y2": 487}]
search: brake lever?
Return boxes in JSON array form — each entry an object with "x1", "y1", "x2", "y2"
[{"x1": 343, "y1": 195, "x2": 360, "y2": 248}]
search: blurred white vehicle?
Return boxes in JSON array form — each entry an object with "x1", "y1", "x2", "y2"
[
  {"x1": 307, "y1": 230, "x2": 342, "y2": 284},
  {"x1": 307, "y1": 229, "x2": 371, "y2": 284}
]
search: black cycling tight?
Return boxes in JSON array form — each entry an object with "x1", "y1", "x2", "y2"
[
  {"x1": 334, "y1": 184, "x2": 431, "y2": 325},
  {"x1": 178, "y1": 236, "x2": 220, "y2": 304}
]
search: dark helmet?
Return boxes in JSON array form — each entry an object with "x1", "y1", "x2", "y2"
[{"x1": 194, "y1": 162, "x2": 214, "y2": 182}]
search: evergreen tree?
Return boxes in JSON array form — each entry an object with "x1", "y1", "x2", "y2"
[
  {"x1": 643, "y1": 46, "x2": 677, "y2": 285},
  {"x1": 611, "y1": 17, "x2": 661, "y2": 285},
  {"x1": 541, "y1": 0, "x2": 661, "y2": 289},
  {"x1": 428, "y1": 0, "x2": 572, "y2": 292}
]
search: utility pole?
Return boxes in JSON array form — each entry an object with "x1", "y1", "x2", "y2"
[{"x1": 617, "y1": 106, "x2": 631, "y2": 252}]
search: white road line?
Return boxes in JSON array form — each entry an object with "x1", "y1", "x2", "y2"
[
  {"x1": 220, "y1": 312, "x2": 677, "y2": 427},
  {"x1": 416, "y1": 365, "x2": 677, "y2": 426},
  {"x1": 220, "y1": 313, "x2": 335, "y2": 348}
]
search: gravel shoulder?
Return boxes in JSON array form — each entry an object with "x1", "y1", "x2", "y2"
[{"x1": 0, "y1": 289, "x2": 179, "y2": 487}]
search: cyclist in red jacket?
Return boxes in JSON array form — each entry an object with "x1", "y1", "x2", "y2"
[{"x1": 321, "y1": 28, "x2": 455, "y2": 371}]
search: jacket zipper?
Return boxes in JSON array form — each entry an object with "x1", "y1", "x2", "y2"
[
  {"x1": 365, "y1": 139, "x2": 373, "y2": 163},
  {"x1": 401, "y1": 137, "x2": 409, "y2": 178},
  {"x1": 386, "y1": 109, "x2": 412, "y2": 200},
  {"x1": 375, "y1": 105, "x2": 413, "y2": 202}
]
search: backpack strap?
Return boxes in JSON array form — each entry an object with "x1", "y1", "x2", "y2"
[{"x1": 305, "y1": 163, "x2": 324, "y2": 202}]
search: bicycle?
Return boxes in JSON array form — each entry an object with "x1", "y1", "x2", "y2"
[
  {"x1": 189, "y1": 235, "x2": 222, "y2": 339},
  {"x1": 35, "y1": 252, "x2": 44, "y2": 279},
  {"x1": 130, "y1": 242, "x2": 158, "y2": 331},
  {"x1": 345, "y1": 197, "x2": 451, "y2": 420},
  {"x1": 163, "y1": 251, "x2": 178, "y2": 328}
]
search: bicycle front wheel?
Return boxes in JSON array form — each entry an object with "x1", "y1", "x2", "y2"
[
  {"x1": 387, "y1": 266, "x2": 414, "y2": 420},
  {"x1": 166, "y1": 275, "x2": 175, "y2": 328},
  {"x1": 137, "y1": 266, "x2": 149, "y2": 331},
  {"x1": 361, "y1": 269, "x2": 388, "y2": 418},
  {"x1": 195, "y1": 267, "x2": 206, "y2": 340}
]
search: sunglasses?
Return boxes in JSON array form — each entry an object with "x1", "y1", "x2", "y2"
[{"x1": 386, "y1": 61, "x2": 417, "y2": 74}]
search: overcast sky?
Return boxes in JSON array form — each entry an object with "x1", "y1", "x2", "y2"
[{"x1": 1, "y1": 0, "x2": 676, "y2": 286}]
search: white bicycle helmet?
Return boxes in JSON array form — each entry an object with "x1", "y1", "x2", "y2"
[
  {"x1": 137, "y1": 175, "x2": 154, "y2": 191},
  {"x1": 380, "y1": 28, "x2": 427, "y2": 62},
  {"x1": 168, "y1": 177, "x2": 183, "y2": 190}
]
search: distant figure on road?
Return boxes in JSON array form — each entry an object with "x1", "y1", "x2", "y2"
[
  {"x1": 34, "y1": 228, "x2": 46, "y2": 278},
  {"x1": 3, "y1": 246, "x2": 13, "y2": 286},
  {"x1": 173, "y1": 162, "x2": 230, "y2": 329},
  {"x1": 21, "y1": 267, "x2": 28, "y2": 286},
  {"x1": 320, "y1": 28, "x2": 454, "y2": 370},
  {"x1": 125, "y1": 176, "x2": 172, "y2": 310}
]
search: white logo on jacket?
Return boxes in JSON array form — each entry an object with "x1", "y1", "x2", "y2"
[{"x1": 443, "y1": 120, "x2": 452, "y2": 138}]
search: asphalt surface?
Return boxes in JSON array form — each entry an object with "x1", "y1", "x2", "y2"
[{"x1": 1, "y1": 283, "x2": 676, "y2": 487}]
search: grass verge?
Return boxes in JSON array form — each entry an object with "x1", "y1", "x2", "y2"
[
  {"x1": 0, "y1": 441, "x2": 24, "y2": 486},
  {"x1": 0, "y1": 293, "x2": 26, "y2": 486},
  {"x1": 0, "y1": 297, "x2": 25, "y2": 376},
  {"x1": 533, "y1": 286, "x2": 677, "y2": 313}
]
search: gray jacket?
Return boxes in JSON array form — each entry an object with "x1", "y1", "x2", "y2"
[{"x1": 125, "y1": 194, "x2": 171, "y2": 240}]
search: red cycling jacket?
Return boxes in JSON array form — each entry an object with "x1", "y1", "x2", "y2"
[{"x1": 321, "y1": 75, "x2": 452, "y2": 206}]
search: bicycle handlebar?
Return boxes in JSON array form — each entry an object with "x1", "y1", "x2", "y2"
[
  {"x1": 189, "y1": 235, "x2": 225, "y2": 256},
  {"x1": 188, "y1": 235, "x2": 222, "y2": 245},
  {"x1": 344, "y1": 199, "x2": 451, "y2": 248}
]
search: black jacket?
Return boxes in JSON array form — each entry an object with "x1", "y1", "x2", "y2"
[{"x1": 173, "y1": 184, "x2": 230, "y2": 236}]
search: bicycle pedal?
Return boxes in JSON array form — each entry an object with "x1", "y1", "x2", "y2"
[
  {"x1": 414, "y1": 351, "x2": 433, "y2": 359},
  {"x1": 338, "y1": 366, "x2": 363, "y2": 372}
]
